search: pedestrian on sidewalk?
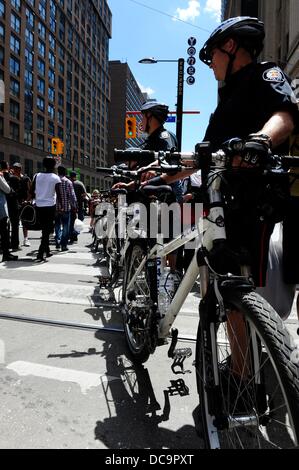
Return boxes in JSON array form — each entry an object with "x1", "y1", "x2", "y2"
[
  {"x1": 0, "y1": 170, "x2": 18, "y2": 262},
  {"x1": 69, "y1": 171, "x2": 88, "y2": 243},
  {"x1": 31, "y1": 157, "x2": 62, "y2": 261},
  {"x1": 0, "y1": 161, "x2": 20, "y2": 251},
  {"x1": 11, "y1": 162, "x2": 31, "y2": 247},
  {"x1": 55, "y1": 166, "x2": 77, "y2": 251}
]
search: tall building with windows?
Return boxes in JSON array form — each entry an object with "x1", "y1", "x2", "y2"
[
  {"x1": 0, "y1": 0, "x2": 111, "y2": 192},
  {"x1": 108, "y1": 60, "x2": 145, "y2": 167}
]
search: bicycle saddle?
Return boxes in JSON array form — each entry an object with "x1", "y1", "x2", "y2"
[
  {"x1": 110, "y1": 188, "x2": 128, "y2": 196},
  {"x1": 141, "y1": 185, "x2": 173, "y2": 197}
]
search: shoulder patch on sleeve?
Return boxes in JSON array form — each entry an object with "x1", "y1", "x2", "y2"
[
  {"x1": 263, "y1": 68, "x2": 286, "y2": 83},
  {"x1": 161, "y1": 131, "x2": 170, "y2": 139}
]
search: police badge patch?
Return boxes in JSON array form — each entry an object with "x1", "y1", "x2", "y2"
[{"x1": 263, "y1": 68, "x2": 285, "y2": 83}]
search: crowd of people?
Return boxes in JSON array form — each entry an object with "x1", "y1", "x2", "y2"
[{"x1": 0, "y1": 157, "x2": 94, "y2": 263}]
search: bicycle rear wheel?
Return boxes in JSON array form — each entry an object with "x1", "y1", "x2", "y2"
[
  {"x1": 196, "y1": 290, "x2": 299, "y2": 449},
  {"x1": 122, "y1": 241, "x2": 157, "y2": 363}
]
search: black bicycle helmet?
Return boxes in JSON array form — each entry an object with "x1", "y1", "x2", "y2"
[
  {"x1": 199, "y1": 16, "x2": 265, "y2": 66},
  {"x1": 140, "y1": 101, "x2": 169, "y2": 124}
]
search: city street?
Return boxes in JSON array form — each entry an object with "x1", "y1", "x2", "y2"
[{"x1": 0, "y1": 220, "x2": 203, "y2": 450}]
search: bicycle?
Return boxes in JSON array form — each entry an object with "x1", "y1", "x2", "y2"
[{"x1": 108, "y1": 143, "x2": 299, "y2": 449}]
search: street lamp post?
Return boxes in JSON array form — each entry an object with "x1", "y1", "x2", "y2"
[{"x1": 139, "y1": 57, "x2": 185, "y2": 152}]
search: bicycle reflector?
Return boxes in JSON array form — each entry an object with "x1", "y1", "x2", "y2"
[{"x1": 125, "y1": 116, "x2": 137, "y2": 139}]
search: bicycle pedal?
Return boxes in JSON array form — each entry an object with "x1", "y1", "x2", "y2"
[{"x1": 171, "y1": 348, "x2": 192, "y2": 375}]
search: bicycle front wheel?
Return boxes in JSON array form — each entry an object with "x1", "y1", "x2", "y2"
[
  {"x1": 122, "y1": 241, "x2": 157, "y2": 363},
  {"x1": 196, "y1": 290, "x2": 299, "y2": 449}
]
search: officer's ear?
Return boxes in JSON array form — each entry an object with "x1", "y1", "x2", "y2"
[{"x1": 222, "y1": 38, "x2": 237, "y2": 54}]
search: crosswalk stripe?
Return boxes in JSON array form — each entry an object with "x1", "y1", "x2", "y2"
[
  {"x1": 0, "y1": 262, "x2": 98, "y2": 277},
  {"x1": 0, "y1": 278, "x2": 100, "y2": 306}
]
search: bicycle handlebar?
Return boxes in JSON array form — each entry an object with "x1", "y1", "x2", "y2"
[{"x1": 114, "y1": 149, "x2": 156, "y2": 164}]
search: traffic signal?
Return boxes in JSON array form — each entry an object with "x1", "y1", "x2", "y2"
[
  {"x1": 51, "y1": 138, "x2": 64, "y2": 155},
  {"x1": 125, "y1": 116, "x2": 137, "y2": 139}
]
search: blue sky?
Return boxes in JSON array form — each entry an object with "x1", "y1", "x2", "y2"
[{"x1": 107, "y1": 0, "x2": 222, "y2": 151}]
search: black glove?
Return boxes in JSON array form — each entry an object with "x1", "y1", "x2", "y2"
[
  {"x1": 143, "y1": 176, "x2": 165, "y2": 186},
  {"x1": 242, "y1": 134, "x2": 272, "y2": 166}
]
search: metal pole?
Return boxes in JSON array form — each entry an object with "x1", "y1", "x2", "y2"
[{"x1": 176, "y1": 58, "x2": 185, "y2": 152}]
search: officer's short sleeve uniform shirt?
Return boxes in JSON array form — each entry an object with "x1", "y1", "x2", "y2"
[{"x1": 204, "y1": 62, "x2": 299, "y2": 152}]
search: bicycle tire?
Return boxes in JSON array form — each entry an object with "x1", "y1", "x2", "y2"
[
  {"x1": 196, "y1": 290, "x2": 299, "y2": 449},
  {"x1": 122, "y1": 240, "x2": 158, "y2": 363}
]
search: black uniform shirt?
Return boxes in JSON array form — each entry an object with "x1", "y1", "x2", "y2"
[
  {"x1": 141, "y1": 125, "x2": 178, "y2": 152},
  {"x1": 204, "y1": 62, "x2": 299, "y2": 153}
]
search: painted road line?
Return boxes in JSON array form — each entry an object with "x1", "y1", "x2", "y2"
[{"x1": 7, "y1": 361, "x2": 120, "y2": 394}]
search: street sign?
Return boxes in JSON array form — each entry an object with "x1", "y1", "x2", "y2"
[
  {"x1": 188, "y1": 37, "x2": 197, "y2": 47},
  {"x1": 166, "y1": 116, "x2": 176, "y2": 123},
  {"x1": 187, "y1": 57, "x2": 196, "y2": 66},
  {"x1": 187, "y1": 46, "x2": 196, "y2": 56},
  {"x1": 187, "y1": 76, "x2": 196, "y2": 85},
  {"x1": 187, "y1": 66, "x2": 196, "y2": 76}
]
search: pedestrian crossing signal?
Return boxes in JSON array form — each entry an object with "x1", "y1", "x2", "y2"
[{"x1": 125, "y1": 116, "x2": 137, "y2": 139}]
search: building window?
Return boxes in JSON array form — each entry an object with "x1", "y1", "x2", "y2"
[
  {"x1": 24, "y1": 70, "x2": 33, "y2": 87},
  {"x1": 11, "y1": 13, "x2": 21, "y2": 33},
  {"x1": 37, "y1": 58, "x2": 45, "y2": 76},
  {"x1": 0, "y1": 1, "x2": 5, "y2": 18},
  {"x1": 25, "y1": 8, "x2": 35, "y2": 28},
  {"x1": 49, "y1": 51, "x2": 55, "y2": 67},
  {"x1": 0, "y1": 24, "x2": 5, "y2": 41},
  {"x1": 25, "y1": 28, "x2": 34, "y2": 48},
  {"x1": 49, "y1": 33, "x2": 56, "y2": 50},
  {"x1": 10, "y1": 56, "x2": 20, "y2": 76},
  {"x1": 10, "y1": 34, "x2": 20, "y2": 54},
  {"x1": 38, "y1": 2, "x2": 46, "y2": 21},
  {"x1": 25, "y1": 48, "x2": 34, "y2": 67},
  {"x1": 24, "y1": 111, "x2": 33, "y2": 131},
  {"x1": 38, "y1": 40, "x2": 45, "y2": 57},
  {"x1": 58, "y1": 110, "x2": 64, "y2": 124},
  {"x1": 24, "y1": 159, "x2": 33, "y2": 179},
  {"x1": 49, "y1": 17, "x2": 56, "y2": 33},
  {"x1": 48, "y1": 68, "x2": 55, "y2": 84},
  {"x1": 58, "y1": 61, "x2": 64, "y2": 75},
  {"x1": 37, "y1": 78, "x2": 45, "y2": 94},
  {"x1": 48, "y1": 103, "x2": 55, "y2": 119},
  {"x1": 38, "y1": 21, "x2": 45, "y2": 39},
  {"x1": 10, "y1": 78, "x2": 19, "y2": 97},
  {"x1": 37, "y1": 96, "x2": 44, "y2": 111},
  {"x1": 10, "y1": 121, "x2": 19, "y2": 140},
  {"x1": 48, "y1": 121, "x2": 54, "y2": 136},
  {"x1": 58, "y1": 93, "x2": 64, "y2": 107},
  {"x1": 36, "y1": 114, "x2": 44, "y2": 131},
  {"x1": 48, "y1": 87, "x2": 55, "y2": 102},
  {"x1": 36, "y1": 134, "x2": 44, "y2": 150},
  {"x1": 10, "y1": 99, "x2": 19, "y2": 119}
]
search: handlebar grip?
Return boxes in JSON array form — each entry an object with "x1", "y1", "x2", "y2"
[
  {"x1": 114, "y1": 149, "x2": 157, "y2": 163},
  {"x1": 96, "y1": 167, "x2": 115, "y2": 174}
]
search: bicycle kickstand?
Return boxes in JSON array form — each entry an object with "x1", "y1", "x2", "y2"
[{"x1": 168, "y1": 328, "x2": 192, "y2": 375}]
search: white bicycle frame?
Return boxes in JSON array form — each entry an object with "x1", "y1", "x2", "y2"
[{"x1": 125, "y1": 160, "x2": 227, "y2": 339}]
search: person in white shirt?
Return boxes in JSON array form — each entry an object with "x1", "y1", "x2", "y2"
[{"x1": 31, "y1": 157, "x2": 62, "y2": 261}]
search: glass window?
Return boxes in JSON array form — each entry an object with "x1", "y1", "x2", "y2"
[
  {"x1": 25, "y1": 48, "x2": 34, "y2": 67},
  {"x1": 58, "y1": 110, "x2": 64, "y2": 124},
  {"x1": 9, "y1": 121, "x2": 19, "y2": 140},
  {"x1": 36, "y1": 134, "x2": 44, "y2": 150},
  {"x1": 24, "y1": 131, "x2": 32, "y2": 146},
  {"x1": 37, "y1": 58, "x2": 45, "y2": 76},
  {"x1": 48, "y1": 68, "x2": 55, "y2": 84},
  {"x1": 49, "y1": 17, "x2": 56, "y2": 33},
  {"x1": 10, "y1": 34, "x2": 20, "y2": 54},
  {"x1": 48, "y1": 121, "x2": 54, "y2": 135},
  {"x1": 10, "y1": 99, "x2": 19, "y2": 119},
  {"x1": 11, "y1": 0, "x2": 21, "y2": 11},
  {"x1": 25, "y1": 8, "x2": 34, "y2": 27},
  {"x1": 37, "y1": 78, "x2": 45, "y2": 94},
  {"x1": 25, "y1": 28, "x2": 34, "y2": 47},
  {"x1": 24, "y1": 111, "x2": 33, "y2": 130},
  {"x1": 0, "y1": 23, "x2": 4, "y2": 40},
  {"x1": 11, "y1": 13, "x2": 21, "y2": 33},
  {"x1": 58, "y1": 61, "x2": 64, "y2": 74},
  {"x1": 38, "y1": 40, "x2": 45, "y2": 57},
  {"x1": 48, "y1": 87, "x2": 55, "y2": 102},
  {"x1": 58, "y1": 93, "x2": 64, "y2": 107},
  {"x1": 10, "y1": 56, "x2": 20, "y2": 76},
  {"x1": 49, "y1": 51, "x2": 55, "y2": 67},
  {"x1": 36, "y1": 114, "x2": 44, "y2": 131},
  {"x1": 38, "y1": 3, "x2": 46, "y2": 21},
  {"x1": 37, "y1": 96, "x2": 44, "y2": 111},
  {"x1": 49, "y1": 33, "x2": 56, "y2": 50},
  {"x1": 10, "y1": 78, "x2": 19, "y2": 97},
  {"x1": 38, "y1": 21, "x2": 46, "y2": 39},
  {"x1": 0, "y1": 1, "x2": 5, "y2": 18},
  {"x1": 24, "y1": 69, "x2": 33, "y2": 87},
  {"x1": 48, "y1": 103, "x2": 55, "y2": 119}
]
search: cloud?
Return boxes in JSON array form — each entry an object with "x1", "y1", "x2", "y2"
[
  {"x1": 204, "y1": 0, "x2": 221, "y2": 22},
  {"x1": 174, "y1": 0, "x2": 200, "y2": 22},
  {"x1": 137, "y1": 82, "x2": 155, "y2": 96}
]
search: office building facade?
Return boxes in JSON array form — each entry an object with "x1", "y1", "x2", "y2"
[
  {"x1": 108, "y1": 60, "x2": 145, "y2": 167},
  {"x1": 222, "y1": 0, "x2": 299, "y2": 82},
  {"x1": 0, "y1": 0, "x2": 111, "y2": 192}
]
